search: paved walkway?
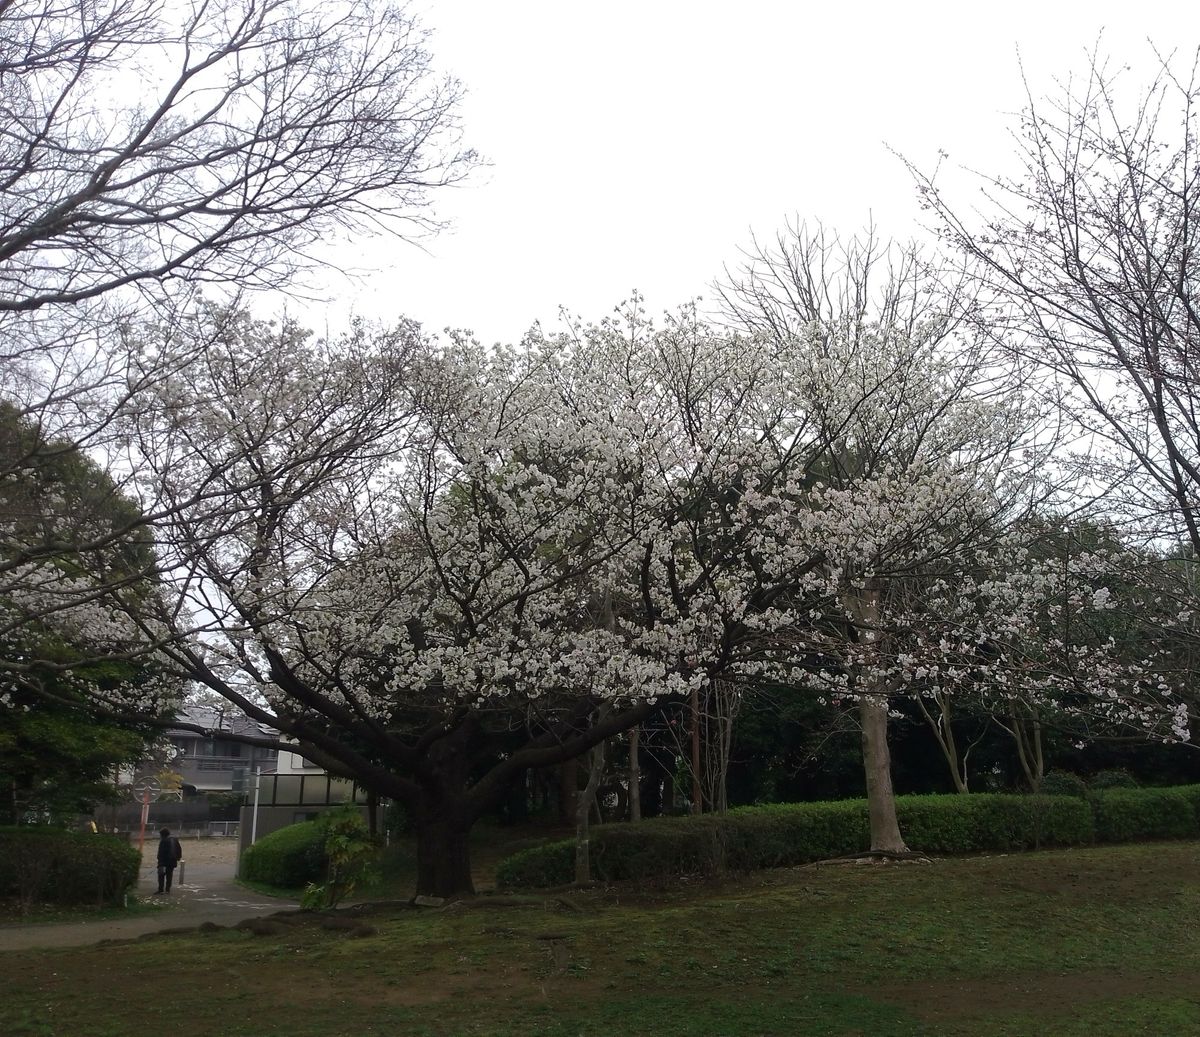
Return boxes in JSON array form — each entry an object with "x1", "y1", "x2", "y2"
[{"x1": 0, "y1": 838, "x2": 298, "y2": 952}]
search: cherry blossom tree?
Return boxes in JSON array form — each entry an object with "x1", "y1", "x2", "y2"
[
  {"x1": 902, "y1": 48, "x2": 1200, "y2": 756},
  {"x1": 10, "y1": 289, "x2": 1189, "y2": 894},
  {"x1": 866, "y1": 530, "x2": 1192, "y2": 793},
  {"x1": 719, "y1": 222, "x2": 1055, "y2": 852},
  {"x1": 2, "y1": 300, "x2": 854, "y2": 893}
]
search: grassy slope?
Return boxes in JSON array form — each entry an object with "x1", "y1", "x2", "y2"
[{"x1": 3, "y1": 840, "x2": 1199, "y2": 1036}]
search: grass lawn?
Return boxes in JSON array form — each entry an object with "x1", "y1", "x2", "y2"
[
  {"x1": 2, "y1": 840, "x2": 1199, "y2": 1036},
  {"x1": 0, "y1": 894, "x2": 169, "y2": 927}
]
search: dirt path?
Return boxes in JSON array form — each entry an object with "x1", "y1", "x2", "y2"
[{"x1": 0, "y1": 837, "x2": 298, "y2": 952}]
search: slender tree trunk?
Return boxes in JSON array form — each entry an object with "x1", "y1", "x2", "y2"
[
  {"x1": 848, "y1": 585, "x2": 908, "y2": 854},
  {"x1": 710, "y1": 700, "x2": 729, "y2": 816},
  {"x1": 690, "y1": 685, "x2": 703, "y2": 813},
  {"x1": 575, "y1": 740, "x2": 606, "y2": 884},
  {"x1": 1011, "y1": 709, "x2": 1045, "y2": 792},
  {"x1": 915, "y1": 692, "x2": 969, "y2": 793},
  {"x1": 702, "y1": 679, "x2": 738, "y2": 813},
  {"x1": 628, "y1": 726, "x2": 642, "y2": 822},
  {"x1": 366, "y1": 791, "x2": 379, "y2": 837},
  {"x1": 860, "y1": 696, "x2": 908, "y2": 853},
  {"x1": 1032, "y1": 718, "x2": 1044, "y2": 789}
]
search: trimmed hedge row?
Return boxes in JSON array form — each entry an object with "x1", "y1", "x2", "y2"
[
  {"x1": 497, "y1": 786, "x2": 1200, "y2": 890},
  {"x1": 497, "y1": 792, "x2": 1095, "y2": 890},
  {"x1": 239, "y1": 819, "x2": 327, "y2": 888},
  {"x1": 897, "y1": 793, "x2": 1095, "y2": 853},
  {"x1": 1091, "y1": 786, "x2": 1199, "y2": 842},
  {"x1": 0, "y1": 826, "x2": 140, "y2": 907}
]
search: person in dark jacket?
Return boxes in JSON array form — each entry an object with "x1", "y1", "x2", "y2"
[{"x1": 155, "y1": 827, "x2": 183, "y2": 893}]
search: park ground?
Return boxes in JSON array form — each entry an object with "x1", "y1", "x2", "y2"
[
  {"x1": 0, "y1": 837, "x2": 294, "y2": 951},
  {"x1": 1, "y1": 839, "x2": 1199, "y2": 1036}
]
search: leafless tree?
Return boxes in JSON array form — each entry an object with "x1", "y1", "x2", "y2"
[
  {"x1": 908, "y1": 46, "x2": 1200, "y2": 557},
  {"x1": 0, "y1": 0, "x2": 476, "y2": 588},
  {"x1": 1, "y1": 0, "x2": 474, "y2": 314}
]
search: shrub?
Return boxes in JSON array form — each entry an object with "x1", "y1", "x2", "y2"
[
  {"x1": 1040, "y1": 772, "x2": 1090, "y2": 799},
  {"x1": 300, "y1": 807, "x2": 377, "y2": 910},
  {"x1": 897, "y1": 794, "x2": 1094, "y2": 853},
  {"x1": 1173, "y1": 784, "x2": 1200, "y2": 821},
  {"x1": 1091, "y1": 787, "x2": 1198, "y2": 842},
  {"x1": 239, "y1": 820, "x2": 327, "y2": 889},
  {"x1": 0, "y1": 826, "x2": 139, "y2": 911},
  {"x1": 496, "y1": 793, "x2": 1094, "y2": 890},
  {"x1": 717, "y1": 801, "x2": 868, "y2": 870},
  {"x1": 1090, "y1": 769, "x2": 1139, "y2": 790}
]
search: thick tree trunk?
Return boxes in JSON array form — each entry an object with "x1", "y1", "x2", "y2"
[
  {"x1": 860, "y1": 696, "x2": 908, "y2": 853},
  {"x1": 559, "y1": 758, "x2": 578, "y2": 825},
  {"x1": 413, "y1": 807, "x2": 475, "y2": 899}
]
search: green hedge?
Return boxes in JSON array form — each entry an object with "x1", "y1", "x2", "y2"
[
  {"x1": 1091, "y1": 787, "x2": 1199, "y2": 842},
  {"x1": 496, "y1": 792, "x2": 1095, "y2": 890},
  {"x1": 1174, "y1": 784, "x2": 1200, "y2": 822},
  {"x1": 896, "y1": 794, "x2": 1094, "y2": 853},
  {"x1": 0, "y1": 826, "x2": 140, "y2": 907},
  {"x1": 239, "y1": 820, "x2": 327, "y2": 888}
]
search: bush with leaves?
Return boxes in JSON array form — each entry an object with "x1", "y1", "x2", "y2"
[
  {"x1": 0, "y1": 827, "x2": 139, "y2": 912},
  {"x1": 496, "y1": 793, "x2": 1095, "y2": 889},
  {"x1": 1040, "y1": 772, "x2": 1090, "y2": 799},
  {"x1": 301, "y1": 808, "x2": 378, "y2": 910},
  {"x1": 1090, "y1": 787, "x2": 1197, "y2": 842},
  {"x1": 1090, "y1": 769, "x2": 1139, "y2": 791},
  {"x1": 239, "y1": 821, "x2": 327, "y2": 889}
]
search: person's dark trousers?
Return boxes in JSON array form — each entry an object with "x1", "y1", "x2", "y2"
[{"x1": 157, "y1": 865, "x2": 174, "y2": 893}]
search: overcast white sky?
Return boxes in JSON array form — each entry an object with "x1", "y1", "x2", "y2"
[{"x1": 305, "y1": 1, "x2": 1200, "y2": 346}]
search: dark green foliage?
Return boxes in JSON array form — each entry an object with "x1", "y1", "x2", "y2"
[
  {"x1": 726, "y1": 687, "x2": 866, "y2": 804},
  {"x1": 0, "y1": 826, "x2": 139, "y2": 910},
  {"x1": 0, "y1": 404, "x2": 171, "y2": 825},
  {"x1": 0, "y1": 701, "x2": 149, "y2": 824},
  {"x1": 496, "y1": 793, "x2": 1095, "y2": 889},
  {"x1": 1091, "y1": 787, "x2": 1199, "y2": 842},
  {"x1": 1090, "y1": 769, "x2": 1139, "y2": 790},
  {"x1": 1175, "y1": 783, "x2": 1200, "y2": 821},
  {"x1": 1040, "y1": 771, "x2": 1090, "y2": 798},
  {"x1": 239, "y1": 820, "x2": 328, "y2": 888},
  {"x1": 898, "y1": 794, "x2": 1095, "y2": 852}
]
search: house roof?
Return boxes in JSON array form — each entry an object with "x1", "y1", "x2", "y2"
[{"x1": 166, "y1": 705, "x2": 280, "y2": 742}]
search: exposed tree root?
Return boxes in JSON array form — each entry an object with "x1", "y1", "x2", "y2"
[{"x1": 809, "y1": 850, "x2": 934, "y2": 867}]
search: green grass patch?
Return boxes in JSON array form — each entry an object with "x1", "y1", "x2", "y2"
[
  {"x1": 0, "y1": 892, "x2": 168, "y2": 927},
  {"x1": 2, "y1": 840, "x2": 1198, "y2": 1036}
]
